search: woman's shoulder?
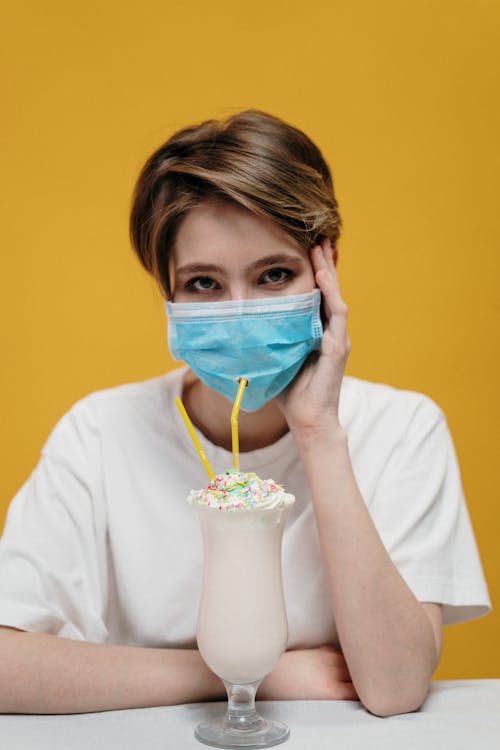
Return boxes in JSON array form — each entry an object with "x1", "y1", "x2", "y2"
[
  {"x1": 78, "y1": 368, "x2": 183, "y2": 407},
  {"x1": 64, "y1": 368, "x2": 183, "y2": 414},
  {"x1": 42, "y1": 369, "x2": 185, "y2": 457},
  {"x1": 340, "y1": 375, "x2": 446, "y2": 435}
]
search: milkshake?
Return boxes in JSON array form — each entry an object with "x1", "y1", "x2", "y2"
[{"x1": 188, "y1": 469, "x2": 295, "y2": 748}]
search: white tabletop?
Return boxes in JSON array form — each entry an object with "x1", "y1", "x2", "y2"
[{"x1": 1, "y1": 680, "x2": 499, "y2": 750}]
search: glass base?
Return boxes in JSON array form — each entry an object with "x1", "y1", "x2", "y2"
[{"x1": 194, "y1": 715, "x2": 290, "y2": 749}]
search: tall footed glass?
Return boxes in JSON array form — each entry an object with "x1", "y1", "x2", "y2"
[{"x1": 194, "y1": 500, "x2": 293, "y2": 749}]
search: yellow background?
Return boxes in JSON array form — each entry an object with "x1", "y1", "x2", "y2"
[{"x1": 1, "y1": 0, "x2": 499, "y2": 678}]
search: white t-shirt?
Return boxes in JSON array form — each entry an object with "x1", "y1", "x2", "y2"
[{"x1": 0, "y1": 368, "x2": 491, "y2": 647}]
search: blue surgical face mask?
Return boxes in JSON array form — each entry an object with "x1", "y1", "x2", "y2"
[{"x1": 165, "y1": 289, "x2": 323, "y2": 412}]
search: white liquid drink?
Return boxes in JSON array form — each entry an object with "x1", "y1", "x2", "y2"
[
  {"x1": 196, "y1": 505, "x2": 290, "y2": 684},
  {"x1": 188, "y1": 470, "x2": 295, "y2": 748}
]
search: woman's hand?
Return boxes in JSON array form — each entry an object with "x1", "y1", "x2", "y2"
[
  {"x1": 279, "y1": 237, "x2": 351, "y2": 438},
  {"x1": 259, "y1": 645, "x2": 358, "y2": 701}
]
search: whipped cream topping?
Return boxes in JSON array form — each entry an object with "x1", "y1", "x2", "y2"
[{"x1": 187, "y1": 469, "x2": 295, "y2": 512}]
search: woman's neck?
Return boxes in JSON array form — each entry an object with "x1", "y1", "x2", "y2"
[{"x1": 181, "y1": 371, "x2": 289, "y2": 452}]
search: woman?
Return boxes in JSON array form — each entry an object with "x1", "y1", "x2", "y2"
[{"x1": 0, "y1": 110, "x2": 490, "y2": 716}]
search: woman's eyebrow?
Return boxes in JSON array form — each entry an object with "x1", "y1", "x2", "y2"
[
  {"x1": 175, "y1": 254, "x2": 304, "y2": 277},
  {"x1": 175, "y1": 263, "x2": 225, "y2": 276},
  {"x1": 249, "y1": 254, "x2": 304, "y2": 270}
]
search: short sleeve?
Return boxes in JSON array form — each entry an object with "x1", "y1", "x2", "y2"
[
  {"x1": 369, "y1": 397, "x2": 491, "y2": 625},
  {"x1": 0, "y1": 402, "x2": 109, "y2": 641}
]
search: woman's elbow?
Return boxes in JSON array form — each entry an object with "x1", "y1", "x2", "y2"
[{"x1": 360, "y1": 684, "x2": 430, "y2": 718}]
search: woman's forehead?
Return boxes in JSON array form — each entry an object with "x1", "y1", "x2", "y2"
[{"x1": 172, "y1": 201, "x2": 306, "y2": 267}]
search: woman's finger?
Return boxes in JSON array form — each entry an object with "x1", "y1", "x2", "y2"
[
  {"x1": 316, "y1": 264, "x2": 349, "y2": 341},
  {"x1": 319, "y1": 237, "x2": 344, "y2": 300},
  {"x1": 311, "y1": 244, "x2": 333, "y2": 318},
  {"x1": 312, "y1": 239, "x2": 347, "y2": 317},
  {"x1": 320, "y1": 236, "x2": 336, "y2": 274}
]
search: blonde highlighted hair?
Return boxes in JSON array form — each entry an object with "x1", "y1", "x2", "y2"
[{"x1": 130, "y1": 109, "x2": 341, "y2": 297}]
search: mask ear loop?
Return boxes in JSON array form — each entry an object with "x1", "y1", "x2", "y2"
[{"x1": 231, "y1": 378, "x2": 249, "y2": 470}]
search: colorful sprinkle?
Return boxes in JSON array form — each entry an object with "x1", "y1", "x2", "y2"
[{"x1": 187, "y1": 469, "x2": 294, "y2": 512}]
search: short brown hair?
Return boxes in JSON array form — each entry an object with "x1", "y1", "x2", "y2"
[{"x1": 130, "y1": 109, "x2": 341, "y2": 297}]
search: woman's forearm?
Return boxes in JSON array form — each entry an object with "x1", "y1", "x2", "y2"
[
  {"x1": 0, "y1": 627, "x2": 225, "y2": 714},
  {"x1": 297, "y1": 428, "x2": 440, "y2": 717}
]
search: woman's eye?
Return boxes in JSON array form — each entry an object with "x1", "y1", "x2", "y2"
[
  {"x1": 186, "y1": 276, "x2": 217, "y2": 291},
  {"x1": 260, "y1": 268, "x2": 293, "y2": 284}
]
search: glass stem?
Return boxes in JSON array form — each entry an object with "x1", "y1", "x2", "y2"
[{"x1": 223, "y1": 679, "x2": 263, "y2": 732}]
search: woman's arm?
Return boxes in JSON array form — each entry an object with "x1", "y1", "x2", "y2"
[
  {"x1": 298, "y1": 432, "x2": 442, "y2": 716},
  {"x1": 281, "y1": 239, "x2": 443, "y2": 717},
  {"x1": 260, "y1": 644, "x2": 358, "y2": 701},
  {"x1": 0, "y1": 626, "x2": 225, "y2": 714},
  {"x1": 0, "y1": 626, "x2": 358, "y2": 713}
]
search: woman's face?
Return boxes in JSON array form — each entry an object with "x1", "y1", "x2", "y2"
[{"x1": 170, "y1": 200, "x2": 315, "y2": 302}]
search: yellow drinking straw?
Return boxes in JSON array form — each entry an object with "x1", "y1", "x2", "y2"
[
  {"x1": 231, "y1": 377, "x2": 248, "y2": 470},
  {"x1": 175, "y1": 397, "x2": 215, "y2": 480}
]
